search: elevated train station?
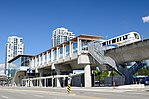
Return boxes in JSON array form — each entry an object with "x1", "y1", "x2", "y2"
[{"x1": 8, "y1": 33, "x2": 149, "y2": 87}]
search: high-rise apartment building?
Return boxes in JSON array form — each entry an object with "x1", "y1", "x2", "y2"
[
  {"x1": 5, "y1": 36, "x2": 24, "y2": 75},
  {"x1": 52, "y1": 27, "x2": 75, "y2": 47}
]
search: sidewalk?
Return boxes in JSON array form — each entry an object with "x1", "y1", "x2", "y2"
[
  {"x1": 52, "y1": 84, "x2": 149, "y2": 93},
  {"x1": 2, "y1": 84, "x2": 149, "y2": 93},
  {"x1": 36, "y1": 85, "x2": 148, "y2": 93}
]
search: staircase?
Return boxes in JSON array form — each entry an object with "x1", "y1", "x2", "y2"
[
  {"x1": 88, "y1": 41, "x2": 120, "y2": 74},
  {"x1": 129, "y1": 61, "x2": 146, "y2": 75},
  {"x1": 118, "y1": 61, "x2": 146, "y2": 84},
  {"x1": 88, "y1": 41, "x2": 105, "y2": 64}
]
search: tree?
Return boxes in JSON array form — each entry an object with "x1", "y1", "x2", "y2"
[
  {"x1": 93, "y1": 69, "x2": 102, "y2": 86},
  {"x1": 93, "y1": 69, "x2": 102, "y2": 80},
  {"x1": 100, "y1": 71, "x2": 109, "y2": 80},
  {"x1": 110, "y1": 71, "x2": 119, "y2": 76},
  {"x1": 135, "y1": 67, "x2": 149, "y2": 76},
  {"x1": 93, "y1": 70, "x2": 109, "y2": 80}
]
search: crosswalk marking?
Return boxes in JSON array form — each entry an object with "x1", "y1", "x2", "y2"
[
  {"x1": 34, "y1": 95, "x2": 44, "y2": 97},
  {"x1": 1, "y1": 96, "x2": 9, "y2": 98}
]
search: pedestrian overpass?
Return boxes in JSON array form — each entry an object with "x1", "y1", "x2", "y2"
[{"x1": 11, "y1": 35, "x2": 149, "y2": 87}]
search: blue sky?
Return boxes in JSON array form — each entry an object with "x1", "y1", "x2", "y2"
[{"x1": 0, "y1": 0, "x2": 149, "y2": 64}]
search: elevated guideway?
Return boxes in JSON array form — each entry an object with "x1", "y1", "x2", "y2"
[
  {"x1": 105, "y1": 39, "x2": 149, "y2": 64},
  {"x1": 88, "y1": 39, "x2": 149, "y2": 76}
]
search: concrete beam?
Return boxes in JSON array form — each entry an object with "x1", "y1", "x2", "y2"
[{"x1": 78, "y1": 54, "x2": 91, "y2": 64}]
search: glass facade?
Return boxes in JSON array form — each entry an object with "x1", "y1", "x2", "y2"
[
  {"x1": 8, "y1": 56, "x2": 30, "y2": 77},
  {"x1": 53, "y1": 50, "x2": 57, "y2": 60},
  {"x1": 59, "y1": 48, "x2": 63, "y2": 58},
  {"x1": 81, "y1": 41, "x2": 89, "y2": 51},
  {"x1": 73, "y1": 42, "x2": 78, "y2": 53},
  {"x1": 48, "y1": 52, "x2": 51, "y2": 62},
  {"x1": 66, "y1": 45, "x2": 70, "y2": 55}
]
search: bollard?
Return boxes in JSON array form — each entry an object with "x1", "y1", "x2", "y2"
[
  {"x1": 67, "y1": 76, "x2": 72, "y2": 93},
  {"x1": 67, "y1": 84, "x2": 71, "y2": 93}
]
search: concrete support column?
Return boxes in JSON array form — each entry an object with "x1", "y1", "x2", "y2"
[
  {"x1": 52, "y1": 77, "x2": 54, "y2": 87},
  {"x1": 53, "y1": 65, "x2": 61, "y2": 87},
  {"x1": 37, "y1": 79, "x2": 39, "y2": 87},
  {"x1": 39, "y1": 73, "x2": 43, "y2": 87},
  {"x1": 44, "y1": 78, "x2": 46, "y2": 87},
  {"x1": 69, "y1": 41, "x2": 72, "y2": 58},
  {"x1": 30, "y1": 59, "x2": 33, "y2": 68},
  {"x1": 56, "y1": 69, "x2": 61, "y2": 87},
  {"x1": 80, "y1": 39, "x2": 82, "y2": 52},
  {"x1": 39, "y1": 55, "x2": 41, "y2": 65},
  {"x1": 29, "y1": 79, "x2": 33, "y2": 87},
  {"x1": 32, "y1": 58, "x2": 35, "y2": 68},
  {"x1": 25, "y1": 80, "x2": 27, "y2": 87},
  {"x1": 35, "y1": 57, "x2": 37, "y2": 67},
  {"x1": 77, "y1": 38, "x2": 80, "y2": 55},
  {"x1": 64, "y1": 46, "x2": 66, "y2": 57},
  {"x1": 41, "y1": 54, "x2": 43, "y2": 65},
  {"x1": 39, "y1": 79, "x2": 42, "y2": 87},
  {"x1": 63, "y1": 44, "x2": 65, "y2": 60},
  {"x1": 51, "y1": 63, "x2": 55, "y2": 87},
  {"x1": 51, "y1": 49, "x2": 54, "y2": 62},
  {"x1": 42, "y1": 54, "x2": 45, "y2": 65},
  {"x1": 46, "y1": 51, "x2": 49, "y2": 64},
  {"x1": 57, "y1": 47, "x2": 59, "y2": 61},
  {"x1": 84, "y1": 64, "x2": 92, "y2": 87},
  {"x1": 71, "y1": 42, "x2": 73, "y2": 54}
]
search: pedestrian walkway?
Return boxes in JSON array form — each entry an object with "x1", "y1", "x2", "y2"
[{"x1": 1, "y1": 84, "x2": 149, "y2": 93}]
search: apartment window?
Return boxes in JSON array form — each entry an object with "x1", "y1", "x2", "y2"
[{"x1": 20, "y1": 39, "x2": 22, "y2": 42}]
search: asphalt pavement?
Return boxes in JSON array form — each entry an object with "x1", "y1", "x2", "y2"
[{"x1": 0, "y1": 86, "x2": 149, "y2": 99}]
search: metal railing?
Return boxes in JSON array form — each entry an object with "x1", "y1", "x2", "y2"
[
  {"x1": 88, "y1": 41, "x2": 120, "y2": 74},
  {"x1": 88, "y1": 41, "x2": 105, "y2": 64}
]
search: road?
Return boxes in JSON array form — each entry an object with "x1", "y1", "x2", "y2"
[{"x1": 0, "y1": 86, "x2": 149, "y2": 99}]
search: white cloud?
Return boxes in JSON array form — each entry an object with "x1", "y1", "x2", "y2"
[{"x1": 142, "y1": 16, "x2": 149, "y2": 23}]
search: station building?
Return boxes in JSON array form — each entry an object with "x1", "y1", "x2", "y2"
[
  {"x1": 8, "y1": 55, "x2": 33, "y2": 86},
  {"x1": 8, "y1": 34, "x2": 102, "y2": 87}
]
